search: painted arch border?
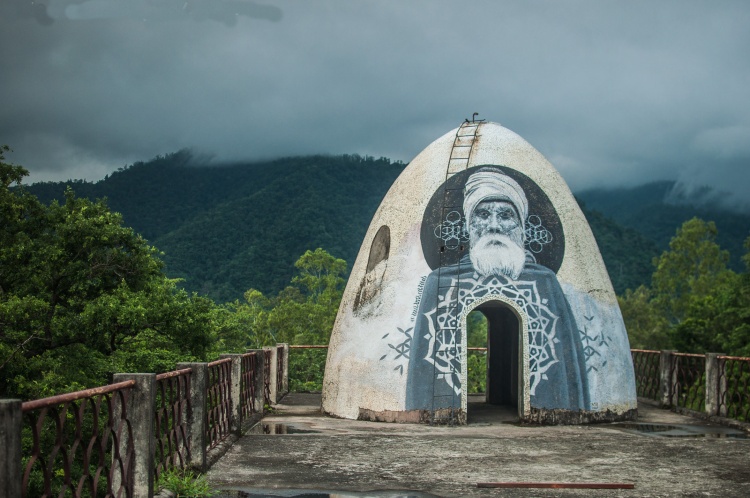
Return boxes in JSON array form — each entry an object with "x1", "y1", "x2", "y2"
[{"x1": 459, "y1": 293, "x2": 531, "y2": 419}]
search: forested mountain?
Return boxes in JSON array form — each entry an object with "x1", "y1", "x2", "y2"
[
  {"x1": 578, "y1": 206, "x2": 659, "y2": 293},
  {"x1": 578, "y1": 181, "x2": 750, "y2": 272},
  {"x1": 27, "y1": 153, "x2": 748, "y2": 301},
  {"x1": 29, "y1": 152, "x2": 406, "y2": 301}
]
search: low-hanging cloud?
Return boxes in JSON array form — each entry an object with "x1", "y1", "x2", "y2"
[
  {"x1": 1, "y1": 1, "x2": 749, "y2": 212},
  {"x1": 18, "y1": 0, "x2": 283, "y2": 26}
]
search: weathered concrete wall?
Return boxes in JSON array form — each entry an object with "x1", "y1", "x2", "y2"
[{"x1": 322, "y1": 121, "x2": 637, "y2": 423}]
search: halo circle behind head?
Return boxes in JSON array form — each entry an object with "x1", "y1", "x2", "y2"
[{"x1": 419, "y1": 165, "x2": 565, "y2": 273}]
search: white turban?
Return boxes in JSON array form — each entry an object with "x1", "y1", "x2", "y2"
[{"x1": 463, "y1": 168, "x2": 528, "y2": 224}]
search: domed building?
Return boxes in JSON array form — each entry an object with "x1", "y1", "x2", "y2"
[{"x1": 322, "y1": 120, "x2": 637, "y2": 424}]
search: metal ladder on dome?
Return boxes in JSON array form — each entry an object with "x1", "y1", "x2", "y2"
[{"x1": 429, "y1": 115, "x2": 484, "y2": 424}]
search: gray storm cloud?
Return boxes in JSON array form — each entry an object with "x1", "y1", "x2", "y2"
[
  {"x1": 41, "y1": 0, "x2": 281, "y2": 25},
  {"x1": 1, "y1": 1, "x2": 749, "y2": 211}
]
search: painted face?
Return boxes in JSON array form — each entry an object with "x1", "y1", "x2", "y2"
[{"x1": 469, "y1": 200, "x2": 521, "y2": 243}]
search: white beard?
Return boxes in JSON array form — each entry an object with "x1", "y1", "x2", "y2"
[{"x1": 469, "y1": 233, "x2": 526, "y2": 279}]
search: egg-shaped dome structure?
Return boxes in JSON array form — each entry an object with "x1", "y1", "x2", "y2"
[{"x1": 322, "y1": 120, "x2": 637, "y2": 424}]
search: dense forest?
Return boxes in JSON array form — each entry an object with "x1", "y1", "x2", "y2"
[
  {"x1": 4, "y1": 148, "x2": 749, "y2": 399},
  {"x1": 27, "y1": 150, "x2": 744, "y2": 300},
  {"x1": 28, "y1": 151, "x2": 406, "y2": 301}
]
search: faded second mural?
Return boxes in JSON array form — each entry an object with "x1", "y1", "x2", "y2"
[{"x1": 322, "y1": 121, "x2": 637, "y2": 424}]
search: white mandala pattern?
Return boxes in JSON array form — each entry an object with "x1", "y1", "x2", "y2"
[{"x1": 423, "y1": 273, "x2": 560, "y2": 396}]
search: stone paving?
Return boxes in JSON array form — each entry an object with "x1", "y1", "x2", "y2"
[{"x1": 207, "y1": 394, "x2": 750, "y2": 497}]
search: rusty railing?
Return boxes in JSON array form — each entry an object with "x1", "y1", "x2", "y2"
[
  {"x1": 630, "y1": 349, "x2": 661, "y2": 401},
  {"x1": 12, "y1": 344, "x2": 750, "y2": 496},
  {"x1": 154, "y1": 368, "x2": 192, "y2": 480},
  {"x1": 718, "y1": 355, "x2": 750, "y2": 422},
  {"x1": 263, "y1": 349, "x2": 272, "y2": 405},
  {"x1": 670, "y1": 353, "x2": 706, "y2": 412},
  {"x1": 240, "y1": 352, "x2": 258, "y2": 421},
  {"x1": 21, "y1": 380, "x2": 136, "y2": 498},
  {"x1": 205, "y1": 358, "x2": 232, "y2": 451}
]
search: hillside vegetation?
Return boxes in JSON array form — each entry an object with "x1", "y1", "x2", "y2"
[
  {"x1": 25, "y1": 151, "x2": 714, "y2": 300},
  {"x1": 30, "y1": 152, "x2": 405, "y2": 301},
  {"x1": 5, "y1": 147, "x2": 749, "y2": 399}
]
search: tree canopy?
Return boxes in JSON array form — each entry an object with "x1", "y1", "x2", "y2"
[
  {"x1": 1, "y1": 146, "x2": 347, "y2": 397},
  {"x1": 0, "y1": 148, "x2": 220, "y2": 398},
  {"x1": 619, "y1": 217, "x2": 750, "y2": 355}
]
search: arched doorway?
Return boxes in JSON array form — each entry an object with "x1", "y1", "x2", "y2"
[
  {"x1": 463, "y1": 298, "x2": 528, "y2": 422},
  {"x1": 480, "y1": 303, "x2": 519, "y2": 407}
]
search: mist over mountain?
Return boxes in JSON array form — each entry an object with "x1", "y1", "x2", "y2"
[
  {"x1": 25, "y1": 152, "x2": 749, "y2": 301},
  {"x1": 577, "y1": 181, "x2": 750, "y2": 273}
]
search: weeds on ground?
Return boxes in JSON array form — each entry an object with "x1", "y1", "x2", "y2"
[{"x1": 157, "y1": 467, "x2": 214, "y2": 497}]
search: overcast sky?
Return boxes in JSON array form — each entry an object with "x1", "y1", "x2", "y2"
[{"x1": 1, "y1": 1, "x2": 749, "y2": 209}]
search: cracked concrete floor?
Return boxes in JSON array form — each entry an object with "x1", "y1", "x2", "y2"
[{"x1": 207, "y1": 394, "x2": 750, "y2": 497}]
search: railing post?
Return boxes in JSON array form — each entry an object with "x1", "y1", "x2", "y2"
[
  {"x1": 719, "y1": 359, "x2": 729, "y2": 418},
  {"x1": 247, "y1": 350, "x2": 266, "y2": 414},
  {"x1": 177, "y1": 362, "x2": 208, "y2": 472},
  {"x1": 704, "y1": 353, "x2": 723, "y2": 416},
  {"x1": 280, "y1": 343, "x2": 290, "y2": 395},
  {"x1": 220, "y1": 354, "x2": 243, "y2": 435},
  {"x1": 659, "y1": 350, "x2": 676, "y2": 407},
  {"x1": 0, "y1": 399, "x2": 22, "y2": 498},
  {"x1": 263, "y1": 346, "x2": 279, "y2": 405},
  {"x1": 112, "y1": 373, "x2": 156, "y2": 498}
]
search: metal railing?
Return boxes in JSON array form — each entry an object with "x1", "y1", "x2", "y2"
[
  {"x1": 263, "y1": 349, "x2": 272, "y2": 405},
  {"x1": 629, "y1": 349, "x2": 750, "y2": 423},
  {"x1": 10, "y1": 344, "x2": 749, "y2": 496},
  {"x1": 7, "y1": 345, "x2": 287, "y2": 497},
  {"x1": 154, "y1": 368, "x2": 192, "y2": 480},
  {"x1": 671, "y1": 353, "x2": 706, "y2": 411},
  {"x1": 240, "y1": 352, "x2": 258, "y2": 421},
  {"x1": 718, "y1": 355, "x2": 750, "y2": 422},
  {"x1": 631, "y1": 349, "x2": 661, "y2": 401},
  {"x1": 205, "y1": 358, "x2": 232, "y2": 451},
  {"x1": 21, "y1": 380, "x2": 136, "y2": 498}
]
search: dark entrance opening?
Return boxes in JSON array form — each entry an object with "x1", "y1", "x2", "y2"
[{"x1": 476, "y1": 302, "x2": 520, "y2": 408}]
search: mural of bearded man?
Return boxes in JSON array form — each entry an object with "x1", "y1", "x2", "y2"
[{"x1": 405, "y1": 166, "x2": 590, "y2": 413}]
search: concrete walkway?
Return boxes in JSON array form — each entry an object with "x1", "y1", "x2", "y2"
[{"x1": 207, "y1": 394, "x2": 750, "y2": 497}]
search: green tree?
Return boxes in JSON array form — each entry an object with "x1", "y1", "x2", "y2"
[
  {"x1": 673, "y1": 236, "x2": 750, "y2": 355},
  {"x1": 466, "y1": 311, "x2": 488, "y2": 393},
  {"x1": 620, "y1": 218, "x2": 749, "y2": 355},
  {"x1": 720, "y1": 237, "x2": 750, "y2": 355},
  {"x1": 228, "y1": 248, "x2": 346, "y2": 391},
  {"x1": 618, "y1": 285, "x2": 670, "y2": 350},
  {"x1": 0, "y1": 150, "x2": 217, "y2": 398},
  {"x1": 651, "y1": 218, "x2": 733, "y2": 326},
  {"x1": 292, "y1": 248, "x2": 347, "y2": 309},
  {"x1": 264, "y1": 248, "x2": 347, "y2": 346},
  {"x1": 213, "y1": 288, "x2": 274, "y2": 350}
]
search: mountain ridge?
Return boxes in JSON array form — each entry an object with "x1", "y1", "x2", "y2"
[
  {"x1": 577, "y1": 180, "x2": 750, "y2": 271},
  {"x1": 24, "y1": 152, "x2": 748, "y2": 301}
]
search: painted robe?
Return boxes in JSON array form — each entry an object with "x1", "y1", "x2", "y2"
[{"x1": 405, "y1": 255, "x2": 590, "y2": 411}]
